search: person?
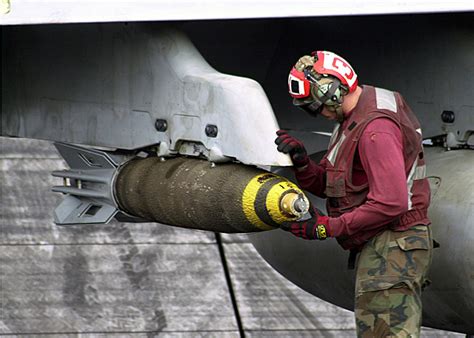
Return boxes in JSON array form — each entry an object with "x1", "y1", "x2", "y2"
[{"x1": 275, "y1": 51, "x2": 433, "y2": 338}]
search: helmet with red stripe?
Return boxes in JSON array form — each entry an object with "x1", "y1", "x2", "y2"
[
  {"x1": 287, "y1": 51, "x2": 358, "y2": 120},
  {"x1": 312, "y1": 51, "x2": 358, "y2": 93}
]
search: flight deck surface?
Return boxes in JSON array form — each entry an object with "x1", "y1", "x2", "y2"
[{"x1": 0, "y1": 137, "x2": 463, "y2": 337}]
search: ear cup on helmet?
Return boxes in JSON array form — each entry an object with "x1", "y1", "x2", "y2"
[{"x1": 309, "y1": 76, "x2": 343, "y2": 107}]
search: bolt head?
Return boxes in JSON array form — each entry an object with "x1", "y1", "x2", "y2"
[
  {"x1": 155, "y1": 119, "x2": 168, "y2": 132},
  {"x1": 205, "y1": 124, "x2": 218, "y2": 138},
  {"x1": 441, "y1": 111, "x2": 455, "y2": 124}
]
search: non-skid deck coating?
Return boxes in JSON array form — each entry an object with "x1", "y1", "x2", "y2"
[{"x1": 0, "y1": 137, "x2": 462, "y2": 337}]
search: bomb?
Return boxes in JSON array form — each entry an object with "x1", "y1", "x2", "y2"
[{"x1": 114, "y1": 157, "x2": 309, "y2": 232}]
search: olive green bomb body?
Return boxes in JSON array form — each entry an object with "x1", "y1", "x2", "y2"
[{"x1": 115, "y1": 157, "x2": 309, "y2": 232}]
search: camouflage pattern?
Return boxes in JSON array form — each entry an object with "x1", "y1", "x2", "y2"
[{"x1": 355, "y1": 225, "x2": 433, "y2": 337}]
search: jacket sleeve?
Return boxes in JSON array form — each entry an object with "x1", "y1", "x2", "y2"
[
  {"x1": 294, "y1": 159, "x2": 327, "y2": 198},
  {"x1": 329, "y1": 118, "x2": 409, "y2": 238}
]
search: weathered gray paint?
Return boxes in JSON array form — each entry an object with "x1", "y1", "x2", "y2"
[
  {"x1": 2, "y1": 244, "x2": 237, "y2": 334},
  {"x1": 51, "y1": 142, "x2": 127, "y2": 226},
  {"x1": 2, "y1": 25, "x2": 290, "y2": 166},
  {"x1": 223, "y1": 243, "x2": 355, "y2": 331},
  {"x1": 4, "y1": 15, "x2": 473, "y2": 160},
  {"x1": 1, "y1": 138, "x2": 237, "y2": 335}
]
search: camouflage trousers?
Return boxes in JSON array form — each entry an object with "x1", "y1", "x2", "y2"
[{"x1": 355, "y1": 225, "x2": 433, "y2": 338}]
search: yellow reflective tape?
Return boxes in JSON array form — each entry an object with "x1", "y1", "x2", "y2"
[
  {"x1": 266, "y1": 181, "x2": 304, "y2": 224},
  {"x1": 242, "y1": 173, "x2": 277, "y2": 231}
]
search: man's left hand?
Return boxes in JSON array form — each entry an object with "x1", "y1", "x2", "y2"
[{"x1": 281, "y1": 207, "x2": 330, "y2": 240}]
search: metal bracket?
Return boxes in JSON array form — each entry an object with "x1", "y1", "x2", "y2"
[{"x1": 441, "y1": 107, "x2": 474, "y2": 149}]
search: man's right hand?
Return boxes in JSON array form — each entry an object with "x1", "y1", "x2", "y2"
[
  {"x1": 280, "y1": 206, "x2": 330, "y2": 240},
  {"x1": 275, "y1": 130, "x2": 309, "y2": 168}
]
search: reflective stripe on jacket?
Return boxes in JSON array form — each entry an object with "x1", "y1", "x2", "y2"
[{"x1": 324, "y1": 86, "x2": 431, "y2": 250}]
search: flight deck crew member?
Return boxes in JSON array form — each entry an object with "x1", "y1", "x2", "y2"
[{"x1": 276, "y1": 51, "x2": 433, "y2": 338}]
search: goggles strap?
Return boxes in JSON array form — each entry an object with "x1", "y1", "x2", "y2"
[
  {"x1": 335, "y1": 106, "x2": 345, "y2": 123},
  {"x1": 317, "y1": 78, "x2": 341, "y2": 104}
]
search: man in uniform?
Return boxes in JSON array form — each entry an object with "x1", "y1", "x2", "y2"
[{"x1": 276, "y1": 51, "x2": 433, "y2": 337}]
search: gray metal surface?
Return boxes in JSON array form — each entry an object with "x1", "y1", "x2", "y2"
[
  {"x1": 421, "y1": 147, "x2": 474, "y2": 329},
  {"x1": 52, "y1": 143, "x2": 125, "y2": 225},
  {"x1": 443, "y1": 105, "x2": 474, "y2": 148},
  {"x1": 2, "y1": 25, "x2": 291, "y2": 167},
  {"x1": 5, "y1": 15, "x2": 473, "y2": 163}
]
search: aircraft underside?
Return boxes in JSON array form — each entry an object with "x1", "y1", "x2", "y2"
[{"x1": 2, "y1": 13, "x2": 473, "y2": 334}]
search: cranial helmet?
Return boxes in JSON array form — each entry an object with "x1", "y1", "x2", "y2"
[{"x1": 287, "y1": 51, "x2": 358, "y2": 121}]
